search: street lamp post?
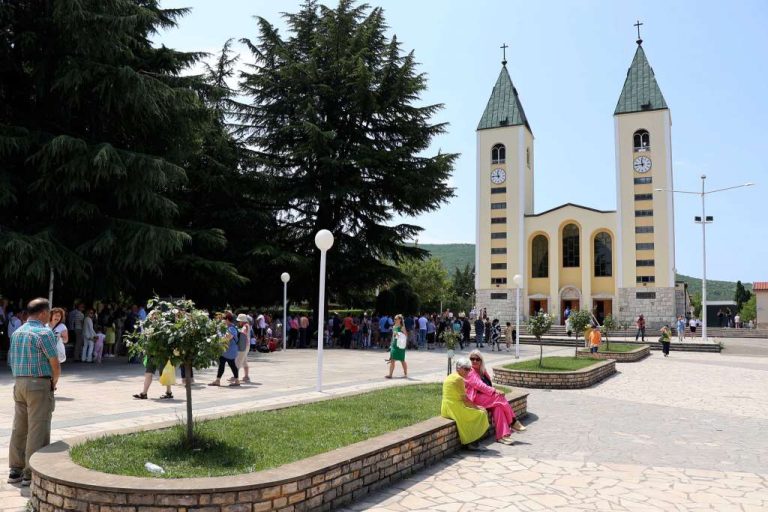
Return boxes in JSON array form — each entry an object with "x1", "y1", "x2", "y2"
[
  {"x1": 656, "y1": 176, "x2": 754, "y2": 342},
  {"x1": 281, "y1": 272, "x2": 290, "y2": 351},
  {"x1": 314, "y1": 230, "x2": 335, "y2": 392},
  {"x1": 513, "y1": 274, "x2": 522, "y2": 358}
]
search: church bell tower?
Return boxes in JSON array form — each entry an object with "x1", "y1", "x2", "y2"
[
  {"x1": 614, "y1": 31, "x2": 677, "y2": 326},
  {"x1": 475, "y1": 48, "x2": 534, "y2": 319}
]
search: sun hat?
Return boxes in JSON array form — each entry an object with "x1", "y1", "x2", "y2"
[{"x1": 236, "y1": 313, "x2": 249, "y2": 323}]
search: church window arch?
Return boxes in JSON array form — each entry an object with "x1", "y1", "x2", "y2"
[
  {"x1": 633, "y1": 129, "x2": 650, "y2": 151},
  {"x1": 531, "y1": 235, "x2": 548, "y2": 278},
  {"x1": 594, "y1": 232, "x2": 612, "y2": 277},
  {"x1": 491, "y1": 144, "x2": 506, "y2": 164},
  {"x1": 562, "y1": 224, "x2": 580, "y2": 268}
]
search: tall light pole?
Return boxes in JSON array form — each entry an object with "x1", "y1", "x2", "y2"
[
  {"x1": 314, "y1": 230, "x2": 335, "y2": 392},
  {"x1": 656, "y1": 176, "x2": 754, "y2": 341},
  {"x1": 281, "y1": 272, "x2": 290, "y2": 351},
  {"x1": 513, "y1": 274, "x2": 522, "y2": 358}
]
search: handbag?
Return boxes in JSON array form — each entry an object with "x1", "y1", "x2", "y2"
[
  {"x1": 396, "y1": 332, "x2": 407, "y2": 349},
  {"x1": 159, "y1": 360, "x2": 176, "y2": 386},
  {"x1": 56, "y1": 338, "x2": 67, "y2": 363}
]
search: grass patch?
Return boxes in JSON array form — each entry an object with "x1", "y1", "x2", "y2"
[
  {"x1": 504, "y1": 356, "x2": 600, "y2": 372},
  {"x1": 598, "y1": 343, "x2": 644, "y2": 353},
  {"x1": 71, "y1": 384, "x2": 443, "y2": 478}
]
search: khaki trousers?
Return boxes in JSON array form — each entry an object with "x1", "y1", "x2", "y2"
[{"x1": 9, "y1": 377, "x2": 55, "y2": 478}]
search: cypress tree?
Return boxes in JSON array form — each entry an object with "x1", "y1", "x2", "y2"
[{"x1": 234, "y1": 0, "x2": 457, "y2": 313}]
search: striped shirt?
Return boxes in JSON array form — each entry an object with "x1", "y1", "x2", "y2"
[{"x1": 9, "y1": 320, "x2": 58, "y2": 377}]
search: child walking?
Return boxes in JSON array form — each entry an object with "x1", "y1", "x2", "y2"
[{"x1": 93, "y1": 327, "x2": 106, "y2": 363}]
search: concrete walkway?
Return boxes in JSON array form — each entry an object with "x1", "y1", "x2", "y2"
[
  {"x1": 341, "y1": 350, "x2": 768, "y2": 511},
  {"x1": 2, "y1": 343, "x2": 767, "y2": 511}
]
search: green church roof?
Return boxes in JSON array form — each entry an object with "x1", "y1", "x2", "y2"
[
  {"x1": 615, "y1": 44, "x2": 668, "y2": 115},
  {"x1": 477, "y1": 65, "x2": 531, "y2": 132}
]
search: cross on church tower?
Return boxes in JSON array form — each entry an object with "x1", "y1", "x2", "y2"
[
  {"x1": 634, "y1": 20, "x2": 644, "y2": 45},
  {"x1": 500, "y1": 43, "x2": 508, "y2": 66}
]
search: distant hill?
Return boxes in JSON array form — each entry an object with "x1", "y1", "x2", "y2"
[
  {"x1": 422, "y1": 243, "x2": 750, "y2": 301},
  {"x1": 420, "y1": 244, "x2": 474, "y2": 274}
]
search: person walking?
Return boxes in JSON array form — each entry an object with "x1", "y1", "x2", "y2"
[
  {"x1": 7, "y1": 298, "x2": 61, "y2": 486},
  {"x1": 385, "y1": 314, "x2": 408, "y2": 379},
  {"x1": 689, "y1": 316, "x2": 697, "y2": 337},
  {"x1": 82, "y1": 309, "x2": 96, "y2": 363},
  {"x1": 659, "y1": 325, "x2": 672, "y2": 357},
  {"x1": 676, "y1": 315, "x2": 686, "y2": 342},
  {"x1": 634, "y1": 314, "x2": 646, "y2": 342},
  {"x1": 474, "y1": 316, "x2": 485, "y2": 348},
  {"x1": 299, "y1": 314, "x2": 309, "y2": 348},
  {"x1": 417, "y1": 313, "x2": 428, "y2": 350}
]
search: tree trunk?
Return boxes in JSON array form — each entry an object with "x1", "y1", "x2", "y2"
[
  {"x1": 185, "y1": 361, "x2": 193, "y2": 446},
  {"x1": 539, "y1": 338, "x2": 543, "y2": 366}
]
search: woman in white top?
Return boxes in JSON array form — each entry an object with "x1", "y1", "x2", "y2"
[
  {"x1": 82, "y1": 309, "x2": 96, "y2": 362},
  {"x1": 48, "y1": 307, "x2": 69, "y2": 362}
]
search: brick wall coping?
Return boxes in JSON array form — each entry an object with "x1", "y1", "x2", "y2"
[
  {"x1": 575, "y1": 345, "x2": 650, "y2": 362},
  {"x1": 31, "y1": 390, "x2": 529, "y2": 494},
  {"x1": 494, "y1": 359, "x2": 612, "y2": 375}
]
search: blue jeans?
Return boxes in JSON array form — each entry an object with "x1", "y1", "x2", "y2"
[{"x1": 418, "y1": 329, "x2": 426, "y2": 347}]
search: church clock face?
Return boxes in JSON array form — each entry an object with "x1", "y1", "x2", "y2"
[
  {"x1": 490, "y1": 168, "x2": 506, "y2": 184},
  {"x1": 633, "y1": 156, "x2": 652, "y2": 173}
]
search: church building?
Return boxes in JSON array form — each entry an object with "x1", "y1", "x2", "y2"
[{"x1": 475, "y1": 35, "x2": 686, "y2": 327}]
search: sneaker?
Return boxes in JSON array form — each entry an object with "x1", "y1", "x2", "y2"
[{"x1": 7, "y1": 469, "x2": 23, "y2": 483}]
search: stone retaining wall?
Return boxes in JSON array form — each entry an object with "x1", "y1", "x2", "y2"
[
  {"x1": 30, "y1": 392, "x2": 528, "y2": 512},
  {"x1": 575, "y1": 345, "x2": 650, "y2": 362},
  {"x1": 493, "y1": 360, "x2": 616, "y2": 389}
]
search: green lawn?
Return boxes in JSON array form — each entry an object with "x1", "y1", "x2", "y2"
[
  {"x1": 71, "y1": 384, "x2": 444, "y2": 478},
  {"x1": 599, "y1": 343, "x2": 644, "y2": 353},
  {"x1": 504, "y1": 356, "x2": 599, "y2": 372}
]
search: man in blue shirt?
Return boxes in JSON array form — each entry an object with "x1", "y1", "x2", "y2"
[
  {"x1": 417, "y1": 314, "x2": 428, "y2": 349},
  {"x1": 379, "y1": 314, "x2": 393, "y2": 350},
  {"x1": 8, "y1": 298, "x2": 60, "y2": 486}
]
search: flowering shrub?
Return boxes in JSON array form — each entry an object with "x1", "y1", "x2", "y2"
[{"x1": 128, "y1": 297, "x2": 226, "y2": 445}]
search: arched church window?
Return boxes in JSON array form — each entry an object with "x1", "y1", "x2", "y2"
[
  {"x1": 531, "y1": 235, "x2": 548, "y2": 278},
  {"x1": 633, "y1": 130, "x2": 650, "y2": 151},
  {"x1": 562, "y1": 224, "x2": 580, "y2": 268},
  {"x1": 491, "y1": 144, "x2": 506, "y2": 164},
  {"x1": 594, "y1": 232, "x2": 612, "y2": 277}
]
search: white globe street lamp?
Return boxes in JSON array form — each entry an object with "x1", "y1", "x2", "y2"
[
  {"x1": 314, "y1": 229, "x2": 335, "y2": 392},
  {"x1": 281, "y1": 272, "x2": 290, "y2": 352},
  {"x1": 513, "y1": 274, "x2": 523, "y2": 359}
]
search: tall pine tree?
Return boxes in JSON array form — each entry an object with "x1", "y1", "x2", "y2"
[
  {"x1": 234, "y1": 0, "x2": 457, "y2": 312},
  {"x1": 0, "y1": 0, "x2": 244, "y2": 303}
]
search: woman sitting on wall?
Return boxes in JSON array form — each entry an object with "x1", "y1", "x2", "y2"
[
  {"x1": 465, "y1": 350, "x2": 526, "y2": 445},
  {"x1": 441, "y1": 357, "x2": 489, "y2": 450}
]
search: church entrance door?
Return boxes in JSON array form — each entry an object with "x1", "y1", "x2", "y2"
[
  {"x1": 593, "y1": 299, "x2": 612, "y2": 325},
  {"x1": 560, "y1": 286, "x2": 582, "y2": 325},
  {"x1": 530, "y1": 299, "x2": 548, "y2": 316}
]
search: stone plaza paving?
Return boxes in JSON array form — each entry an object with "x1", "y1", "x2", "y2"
[{"x1": 2, "y1": 339, "x2": 767, "y2": 511}]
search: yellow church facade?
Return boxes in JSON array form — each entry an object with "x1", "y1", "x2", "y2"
[{"x1": 475, "y1": 40, "x2": 686, "y2": 327}]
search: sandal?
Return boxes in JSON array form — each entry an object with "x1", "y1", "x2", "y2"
[
  {"x1": 207, "y1": 382, "x2": 220, "y2": 387},
  {"x1": 228, "y1": 382, "x2": 240, "y2": 387},
  {"x1": 132, "y1": 393, "x2": 148, "y2": 400},
  {"x1": 159, "y1": 392, "x2": 173, "y2": 399},
  {"x1": 384, "y1": 375, "x2": 392, "y2": 379}
]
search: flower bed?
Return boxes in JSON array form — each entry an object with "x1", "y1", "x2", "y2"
[
  {"x1": 576, "y1": 344, "x2": 650, "y2": 362},
  {"x1": 30, "y1": 389, "x2": 528, "y2": 512},
  {"x1": 493, "y1": 359, "x2": 616, "y2": 389}
]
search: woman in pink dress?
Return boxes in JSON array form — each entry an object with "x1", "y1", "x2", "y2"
[{"x1": 465, "y1": 350, "x2": 526, "y2": 445}]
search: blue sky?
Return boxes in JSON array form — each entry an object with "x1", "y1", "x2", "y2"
[{"x1": 158, "y1": 0, "x2": 766, "y2": 283}]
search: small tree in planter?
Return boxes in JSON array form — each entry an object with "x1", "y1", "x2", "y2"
[
  {"x1": 568, "y1": 309, "x2": 593, "y2": 356},
  {"x1": 528, "y1": 311, "x2": 553, "y2": 366},
  {"x1": 602, "y1": 314, "x2": 618, "y2": 352},
  {"x1": 440, "y1": 329, "x2": 461, "y2": 375},
  {"x1": 128, "y1": 297, "x2": 225, "y2": 446}
]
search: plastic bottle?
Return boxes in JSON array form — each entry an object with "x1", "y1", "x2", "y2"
[{"x1": 144, "y1": 462, "x2": 165, "y2": 475}]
